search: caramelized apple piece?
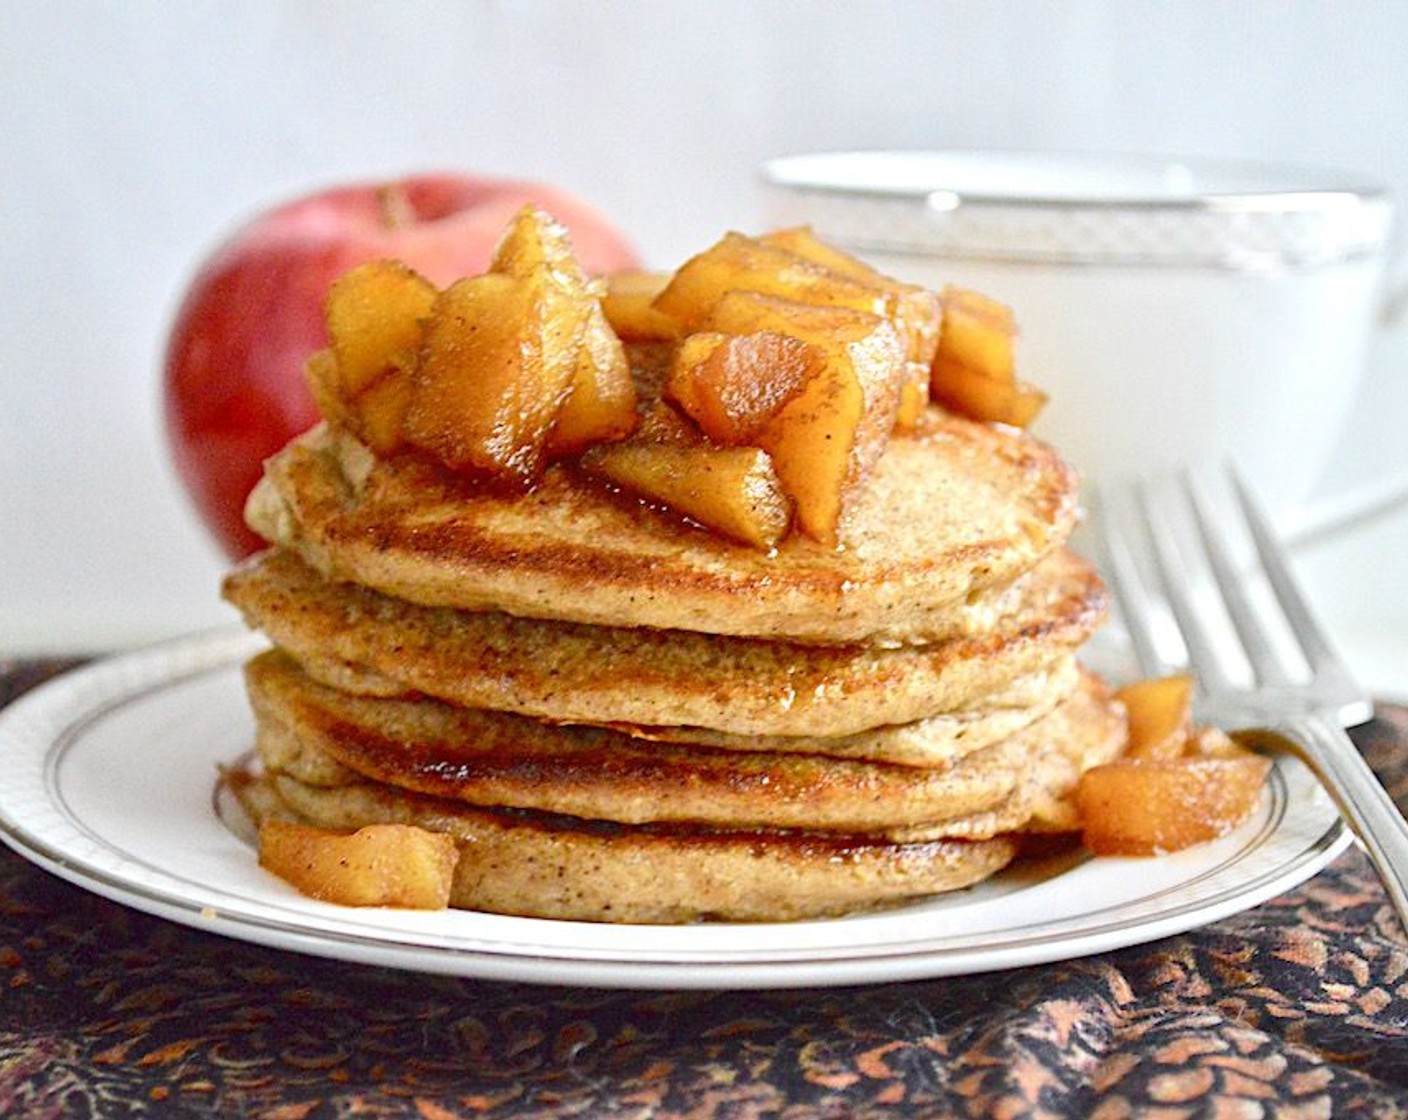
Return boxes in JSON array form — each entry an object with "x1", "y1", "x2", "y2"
[
  {"x1": 490, "y1": 204, "x2": 637, "y2": 460},
  {"x1": 258, "y1": 820, "x2": 458, "y2": 909},
  {"x1": 702, "y1": 291, "x2": 906, "y2": 543},
  {"x1": 490, "y1": 204, "x2": 587, "y2": 285},
  {"x1": 601, "y1": 271, "x2": 680, "y2": 341},
  {"x1": 488, "y1": 205, "x2": 604, "y2": 398},
  {"x1": 1076, "y1": 752, "x2": 1272, "y2": 856},
  {"x1": 326, "y1": 260, "x2": 438, "y2": 391},
  {"x1": 348, "y1": 364, "x2": 417, "y2": 454},
  {"x1": 931, "y1": 285, "x2": 1048, "y2": 428},
  {"x1": 394, "y1": 207, "x2": 629, "y2": 477},
  {"x1": 938, "y1": 286, "x2": 1017, "y2": 379},
  {"x1": 403, "y1": 270, "x2": 586, "y2": 481},
  {"x1": 304, "y1": 348, "x2": 353, "y2": 432},
  {"x1": 931, "y1": 357, "x2": 1049, "y2": 428},
  {"x1": 1117, "y1": 674, "x2": 1195, "y2": 761},
  {"x1": 582, "y1": 437, "x2": 792, "y2": 549},
  {"x1": 652, "y1": 232, "x2": 890, "y2": 332},
  {"x1": 665, "y1": 330, "x2": 821, "y2": 445},
  {"x1": 1078, "y1": 674, "x2": 1272, "y2": 855},
  {"x1": 543, "y1": 301, "x2": 638, "y2": 458},
  {"x1": 760, "y1": 226, "x2": 942, "y2": 368},
  {"x1": 317, "y1": 260, "x2": 437, "y2": 452}
]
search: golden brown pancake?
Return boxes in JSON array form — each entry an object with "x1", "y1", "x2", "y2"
[
  {"x1": 243, "y1": 650, "x2": 1125, "y2": 840},
  {"x1": 583, "y1": 658, "x2": 1080, "y2": 768},
  {"x1": 244, "y1": 405, "x2": 1080, "y2": 645},
  {"x1": 229, "y1": 767, "x2": 1021, "y2": 923},
  {"x1": 294, "y1": 654, "x2": 1079, "y2": 768},
  {"x1": 224, "y1": 547, "x2": 1105, "y2": 741}
]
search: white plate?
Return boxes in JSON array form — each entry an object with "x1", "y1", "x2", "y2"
[{"x1": 0, "y1": 628, "x2": 1351, "y2": 990}]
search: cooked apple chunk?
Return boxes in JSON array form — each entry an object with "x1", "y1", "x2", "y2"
[
  {"x1": 652, "y1": 232, "x2": 891, "y2": 333},
  {"x1": 485, "y1": 204, "x2": 636, "y2": 463},
  {"x1": 1077, "y1": 672, "x2": 1271, "y2": 855},
  {"x1": 326, "y1": 260, "x2": 438, "y2": 392},
  {"x1": 582, "y1": 438, "x2": 792, "y2": 549},
  {"x1": 544, "y1": 301, "x2": 638, "y2": 458},
  {"x1": 258, "y1": 820, "x2": 458, "y2": 909},
  {"x1": 702, "y1": 291, "x2": 906, "y2": 544},
  {"x1": 931, "y1": 358, "x2": 1049, "y2": 428},
  {"x1": 938, "y1": 285, "x2": 1017, "y2": 379},
  {"x1": 665, "y1": 329, "x2": 821, "y2": 445},
  {"x1": 490, "y1": 203, "x2": 587, "y2": 285},
  {"x1": 314, "y1": 260, "x2": 437, "y2": 453},
  {"x1": 601, "y1": 271, "x2": 680, "y2": 342},
  {"x1": 403, "y1": 270, "x2": 587, "y2": 482},
  {"x1": 344, "y1": 358, "x2": 416, "y2": 455},
  {"x1": 304, "y1": 348, "x2": 353, "y2": 433},
  {"x1": 1117, "y1": 674, "x2": 1196, "y2": 761},
  {"x1": 931, "y1": 285, "x2": 1048, "y2": 428},
  {"x1": 760, "y1": 226, "x2": 942, "y2": 369},
  {"x1": 1077, "y1": 752, "x2": 1272, "y2": 857}
]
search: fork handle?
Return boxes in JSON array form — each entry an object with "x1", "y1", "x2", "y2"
[{"x1": 1281, "y1": 714, "x2": 1408, "y2": 930}]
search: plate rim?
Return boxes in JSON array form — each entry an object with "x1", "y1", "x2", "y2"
[{"x1": 0, "y1": 627, "x2": 1352, "y2": 989}]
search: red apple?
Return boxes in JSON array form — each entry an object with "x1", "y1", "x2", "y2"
[{"x1": 162, "y1": 173, "x2": 639, "y2": 558}]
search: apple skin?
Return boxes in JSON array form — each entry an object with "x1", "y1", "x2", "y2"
[{"x1": 163, "y1": 173, "x2": 639, "y2": 559}]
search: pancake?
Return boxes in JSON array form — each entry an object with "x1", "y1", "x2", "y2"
[
  {"x1": 583, "y1": 658, "x2": 1080, "y2": 767},
  {"x1": 243, "y1": 650, "x2": 1125, "y2": 840},
  {"x1": 244, "y1": 404, "x2": 1080, "y2": 645},
  {"x1": 224, "y1": 547, "x2": 1105, "y2": 741},
  {"x1": 294, "y1": 653, "x2": 1079, "y2": 768},
  {"x1": 228, "y1": 767, "x2": 1020, "y2": 923}
]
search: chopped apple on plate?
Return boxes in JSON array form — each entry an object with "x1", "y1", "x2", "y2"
[
  {"x1": 1076, "y1": 673, "x2": 1272, "y2": 855},
  {"x1": 1117, "y1": 674, "x2": 1196, "y2": 761},
  {"x1": 258, "y1": 820, "x2": 458, "y2": 909},
  {"x1": 1076, "y1": 754, "x2": 1272, "y2": 857}
]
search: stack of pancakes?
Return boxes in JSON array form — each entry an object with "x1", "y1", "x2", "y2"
[{"x1": 223, "y1": 390, "x2": 1125, "y2": 923}]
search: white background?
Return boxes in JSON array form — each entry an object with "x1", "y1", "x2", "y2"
[{"x1": 3, "y1": 2, "x2": 1406, "y2": 691}]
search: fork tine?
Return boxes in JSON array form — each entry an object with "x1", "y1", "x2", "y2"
[
  {"x1": 1228, "y1": 468, "x2": 1353, "y2": 682},
  {"x1": 1182, "y1": 470, "x2": 1292, "y2": 688},
  {"x1": 1133, "y1": 478, "x2": 1235, "y2": 695},
  {"x1": 1093, "y1": 485, "x2": 1168, "y2": 676},
  {"x1": 1229, "y1": 470, "x2": 1371, "y2": 727}
]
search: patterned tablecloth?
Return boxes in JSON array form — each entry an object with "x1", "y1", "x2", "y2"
[{"x1": 2, "y1": 657, "x2": 1407, "y2": 1119}]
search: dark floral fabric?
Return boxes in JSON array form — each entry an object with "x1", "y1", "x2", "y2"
[{"x1": 2, "y1": 659, "x2": 1408, "y2": 1118}]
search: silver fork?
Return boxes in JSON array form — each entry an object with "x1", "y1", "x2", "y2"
[{"x1": 1094, "y1": 466, "x2": 1408, "y2": 928}]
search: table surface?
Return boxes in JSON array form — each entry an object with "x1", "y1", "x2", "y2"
[{"x1": 3, "y1": 658, "x2": 1408, "y2": 1118}]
